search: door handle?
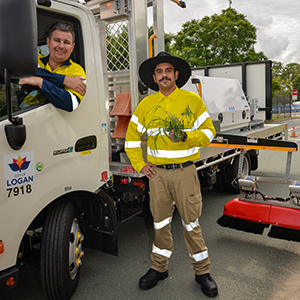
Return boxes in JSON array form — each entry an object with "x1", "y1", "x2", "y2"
[{"x1": 75, "y1": 135, "x2": 97, "y2": 152}]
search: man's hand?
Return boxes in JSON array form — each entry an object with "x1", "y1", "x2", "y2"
[
  {"x1": 19, "y1": 77, "x2": 43, "y2": 89},
  {"x1": 141, "y1": 163, "x2": 156, "y2": 179},
  {"x1": 169, "y1": 129, "x2": 187, "y2": 142},
  {"x1": 63, "y1": 76, "x2": 87, "y2": 96}
]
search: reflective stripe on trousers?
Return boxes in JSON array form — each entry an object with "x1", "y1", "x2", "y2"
[{"x1": 149, "y1": 164, "x2": 211, "y2": 275}]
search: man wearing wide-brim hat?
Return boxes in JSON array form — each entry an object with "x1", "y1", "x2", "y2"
[{"x1": 125, "y1": 52, "x2": 218, "y2": 297}]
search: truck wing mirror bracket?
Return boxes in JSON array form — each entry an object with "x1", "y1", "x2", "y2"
[{"x1": 4, "y1": 68, "x2": 26, "y2": 150}]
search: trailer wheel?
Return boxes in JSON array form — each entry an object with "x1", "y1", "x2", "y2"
[
  {"x1": 40, "y1": 199, "x2": 84, "y2": 300},
  {"x1": 225, "y1": 153, "x2": 251, "y2": 194}
]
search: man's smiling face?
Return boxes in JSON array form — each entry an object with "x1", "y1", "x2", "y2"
[
  {"x1": 47, "y1": 29, "x2": 75, "y2": 69},
  {"x1": 153, "y1": 62, "x2": 178, "y2": 94}
]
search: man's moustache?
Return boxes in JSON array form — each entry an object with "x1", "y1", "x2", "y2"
[{"x1": 159, "y1": 77, "x2": 171, "y2": 82}]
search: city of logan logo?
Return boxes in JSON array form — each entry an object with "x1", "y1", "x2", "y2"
[
  {"x1": 9, "y1": 156, "x2": 31, "y2": 172},
  {"x1": 4, "y1": 151, "x2": 35, "y2": 189}
]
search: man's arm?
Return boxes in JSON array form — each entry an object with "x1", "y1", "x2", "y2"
[
  {"x1": 125, "y1": 105, "x2": 150, "y2": 172},
  {"x1": 19, "y1": 76, "x2": 82, "y2": 112},
  {"x1": 184, "y1": 98, "x2": 216, "y2": 148},
  {"x1": 41, "y1": 79, "x2": 82, "y2": 112},
  {"x1": 35, "y1": 68, "x2": 86, "y2": 96},
  {"x1": 63, "y1": 76, "x2": 86, "y2": 97},
  {"x1": 35, "y1": 68, "x2": 65, "y2": 88}
]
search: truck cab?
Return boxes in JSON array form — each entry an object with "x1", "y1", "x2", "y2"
[{"x1": 0, "y1": 0, "x2": 119, "y2": 297}]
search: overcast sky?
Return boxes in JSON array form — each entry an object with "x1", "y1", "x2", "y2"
[{"x1": 148, "y1": 0, "x2": 300, "y2": 65}]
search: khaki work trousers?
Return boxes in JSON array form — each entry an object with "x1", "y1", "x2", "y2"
[{"x1": 149, "y1": 164, "x2": 211, "y2": 275}]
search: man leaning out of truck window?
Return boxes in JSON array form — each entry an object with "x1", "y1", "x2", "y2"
[{"x1": 19, "y1": 22, "x2": 87, "y2": 112}]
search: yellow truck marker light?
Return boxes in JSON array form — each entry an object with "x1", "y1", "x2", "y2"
[{"x1": 0, "y1": 240, "x2": 4, "y2": 254}]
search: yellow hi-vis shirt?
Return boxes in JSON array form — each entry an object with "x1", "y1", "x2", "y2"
[
  {"x1": 23, "y1": 54, "x2": 86, "y2": 111},
  {"x1": 125, "y1": 87, "x2": 216, "y2": 173}
]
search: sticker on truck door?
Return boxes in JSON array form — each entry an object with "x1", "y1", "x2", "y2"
[{"x1": 3, "y1": 152, "x2": 35, "y2": 190}]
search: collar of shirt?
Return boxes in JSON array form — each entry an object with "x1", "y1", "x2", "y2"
[
  {"x1": 40, "y1": 55, "x2": 72, "y2": 68},
  {"x1": 157, "y1": 86, "x2": 179, "y2": 102}
]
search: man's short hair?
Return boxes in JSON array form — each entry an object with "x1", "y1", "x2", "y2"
[{"x1": 48, "y1": 22, "x2": 75, "y2": 43}]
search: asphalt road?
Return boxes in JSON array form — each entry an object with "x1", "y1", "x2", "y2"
[{"x1": 4, "y1": 119, "x2": 300, "y2": 300}]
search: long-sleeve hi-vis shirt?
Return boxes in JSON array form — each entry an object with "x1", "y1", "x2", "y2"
[
  {"x1": 23, "y1": 54, "x2": 87, "y2": 112},
  {"x1": 125, "y1": 87, "x2": 216, "y2": 173}
]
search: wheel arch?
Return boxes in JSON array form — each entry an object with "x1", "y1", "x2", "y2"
[{"x1": 24, "y1": 189, "x2": 118, "y2": 258}]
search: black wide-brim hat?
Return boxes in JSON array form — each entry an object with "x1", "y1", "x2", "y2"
[{"x1": 139, "y1": 51, "x2": 191, "y2": 91}]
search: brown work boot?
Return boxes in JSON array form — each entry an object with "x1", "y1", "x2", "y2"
[
  {"x1": 139, "y1": 268, "x2": 168, "y2": 290},
  {"x1": 195, "y1": 273, "x2": 218, "y2": 297}
]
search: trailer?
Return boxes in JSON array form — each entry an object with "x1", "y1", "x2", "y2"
[{"x1": 0, "y1": 0, "x2": 290, "y2": 299}]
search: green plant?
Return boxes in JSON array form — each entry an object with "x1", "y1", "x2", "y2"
[{"x1": 146, "y1": 105, "x2": 193, "y2": 150}]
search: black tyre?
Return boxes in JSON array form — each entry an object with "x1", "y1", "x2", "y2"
[
  {"x1": 225, "y1": 153, "x2": 251, "y2": 194},
  {"x1": 214, "y1": 164, "x2": 228, "y2": 192},
  {"x1": 250, "y1": 154, "x2": 258, "y2": 171},
  {"x1": 40, "y1": 199, "x2": 84, "y2": 300}
]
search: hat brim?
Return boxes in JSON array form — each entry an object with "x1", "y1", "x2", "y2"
[{"x1": 139, "y1": 55, "x2": 191, "y2": 91}]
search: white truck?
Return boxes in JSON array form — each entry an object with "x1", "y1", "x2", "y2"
[{"x1": 0, "y1": 0, "x2": 288, "y2": 299}]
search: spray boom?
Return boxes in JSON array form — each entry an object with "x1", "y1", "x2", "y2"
[{"x1": 170, "y1": 0, "x2": 186, "y2": 8}]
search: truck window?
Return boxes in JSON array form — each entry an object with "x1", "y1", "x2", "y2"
[
  {"x1": 0, "y1": 8, "x2": 84, "y2": 121},
  {"x1": 0, "y1": 82, "x2": 6, "y2": 118},
  {"x1": 0, "y1": 80, "x2": 21, "y2": 119}
]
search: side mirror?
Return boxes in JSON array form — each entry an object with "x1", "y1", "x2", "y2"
[
  {"x1": 5, "y1": 123, "x2": 26, "y2": 151},
  {"x1": 0, "y1": 0, "x2": 37, "y2": 79},
  {"x1": 0, "y1": 0, "x2": 37, "y2": 150}
]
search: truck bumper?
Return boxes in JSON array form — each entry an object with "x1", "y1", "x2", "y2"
[{"x1": 0, "y1": 266, "x2": 19, "y2": 292}]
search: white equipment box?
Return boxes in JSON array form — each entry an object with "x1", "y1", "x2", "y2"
[{"x1": 183, "y1": 75, "x2": 251, "y2": 131}]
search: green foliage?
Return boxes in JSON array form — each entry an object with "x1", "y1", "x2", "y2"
[
  {"x1": 148, "y1": 26, "x2": 175, "y2": 57},
  {"x1": 146, "y1": 105, "x2": 193, "y2": 150},
  {"x1": 272, "y1": 61, "x2": 300, "y2": 98},
  {"x1": 293, "y1": 75, "x2": 300, "y2": 93},
  {"x1": 164, "y1": 32, "x2": 176, "y2": 54},
  {"x1": 147, "y1": 8, "x2": 299, "y2": 105},
  {"x1": 166, "y1": 8, "x2": 267, "y2": 67},
  {"x1": 272, "y1": 79, "x2": 281, "y2": 98},
  {"x1": 106, "y1": 23, "x2": 129, "y2": 71}
]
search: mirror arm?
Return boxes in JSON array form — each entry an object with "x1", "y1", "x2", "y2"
[{"x1": 4, "y1": 68, "x2": 23, "y2": 125}]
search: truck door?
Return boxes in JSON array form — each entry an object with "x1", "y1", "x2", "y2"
[{"x1": 0, "y1": 2, "x2": 110, "y2": 281}]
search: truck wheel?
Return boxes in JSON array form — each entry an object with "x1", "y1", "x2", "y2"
[
  {"x1": 225, "y1": 153, "x2": 251, "y2": 194},
  {"x1": 214, "y1": 164, "x2": 228, "y2": 192},
  {"x1": 40, "y1": 199, "x2": 84, "y2": 300}
]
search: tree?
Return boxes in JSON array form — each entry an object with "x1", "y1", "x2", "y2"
[
  {"x1": 272, "y1": 61, "x2": 300, "y2": 98},
  {"x1": 272, "y1": 79, "x2": 281, "y2": 98},
  {"x1": 283, "y1": 63, "x2": 300, "y2": 94},
  {"x1": 148, "y1": 26, "x2": 175, "y2": 57},
  {"x1": 293, "y1": 75, "x2": 300, "y2": 94},
  {"x1": 272, "y1": 61, "x2": 284, "y2": 80},
  {"x1": 168, "y1": 8, "x2": 267, "y2": 67}
]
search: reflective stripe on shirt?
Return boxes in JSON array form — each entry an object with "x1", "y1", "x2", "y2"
[
  {"x1": 125, "y1": 141, "x2": 141, "y2": 148},
  {"x1": 192, "y1": 110, "x2": 210, "y2": 130},
  {"x1": 147, "y1": 146, "x2": 199, "y2": 159},
  {"x1": 201, "y1": 128, "x2": 214, "y2": 142},
  {"x1": 124, "y1": 87, "x2": 216, "y2": 171},
  {"x1": 69, "y1": 91, "x2": 80, "y2": 111},
  {"x1": 131, "y1": 114, "x2": 146, "y2": 134}
]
